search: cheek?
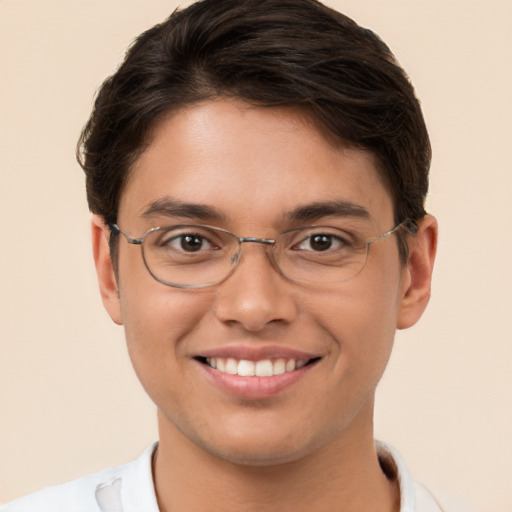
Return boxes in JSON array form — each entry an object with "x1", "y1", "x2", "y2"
[
  {"x1": 118, "y1": 274, "x2": 214, "y2": 398},
  {"x1": 117, "y1": 246, "x2": 213, "y2": 352},
  {"x1": 311, "y1": 264, "x2": 403, "y2": 375},
  {"x1": 121, "y1": 290, "x2": 213, "y2": 348}
]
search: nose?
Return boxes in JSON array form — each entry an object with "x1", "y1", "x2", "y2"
[{"x1": 213, "y1": 243, "x2": 297, "y2": 332}]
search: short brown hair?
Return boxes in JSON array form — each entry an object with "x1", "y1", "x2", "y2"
[{"x1": 77, "y1": 0, "x2": 430, "y2": 263}]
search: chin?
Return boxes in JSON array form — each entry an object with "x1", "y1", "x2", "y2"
[
  {"x1": 189, "y1": 422, "x2": 326, "y2": 468},
  {"x1": 203, "y1": 440, "x2": 311, "y2": 467}
]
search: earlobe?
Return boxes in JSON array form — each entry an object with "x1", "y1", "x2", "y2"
[
  {"x1": 91, "y1": 215, "x2": 123, "y2": 325},
  {"x1": 396, "y1": 214, "x2": 438, "y2": 330}
]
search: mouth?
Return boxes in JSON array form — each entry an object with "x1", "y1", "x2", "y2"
[
  {"x1": 193, "y1": 346, "x2": 322, "y2": 399},
  {"x1": 195, "y1": 356, "x2": 321, "y2": 377}
]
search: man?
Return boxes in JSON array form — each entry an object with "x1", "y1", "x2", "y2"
[{"x1": 2, "y1": 0, "x2": 440, "y2": 510}]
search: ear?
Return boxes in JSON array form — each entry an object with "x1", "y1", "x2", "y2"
[
  {"x1": 396, "y1": 214, "x2": 438, "y2": 330},
  {"x1": 91, "y1": 215, "x2": 123, "y2": 325}
]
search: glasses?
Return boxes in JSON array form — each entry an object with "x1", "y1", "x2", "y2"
[{"x1": 110, "y1": 220, "x2": 414, "y2": 289}]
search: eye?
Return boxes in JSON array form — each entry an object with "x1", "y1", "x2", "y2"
[
  {"x1": 308, "y1": 234, "x2": 335, "y2": 251},
  {"x1": 296, "y1": 233, "x2": 348, "y2": 252},
  {"x1": 161, "y1": 232, "x2": 216, "y2": 252}
]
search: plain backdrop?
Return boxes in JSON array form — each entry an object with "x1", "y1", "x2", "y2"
[{"x1": 1, "y1": 1, "x2": 511, "y2": 510}]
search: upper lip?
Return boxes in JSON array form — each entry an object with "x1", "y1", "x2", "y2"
[{"x1": 195, "y1": 344, "x2": 321, "y2": 362}]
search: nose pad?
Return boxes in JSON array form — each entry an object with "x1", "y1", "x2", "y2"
[{"x1": 230, "y1": 242, "x2": 278, "y2": 278}]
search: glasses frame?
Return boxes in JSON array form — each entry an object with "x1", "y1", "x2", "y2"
[{"x1": 110, "y1": 219, "x2": 415, "y2": 289}]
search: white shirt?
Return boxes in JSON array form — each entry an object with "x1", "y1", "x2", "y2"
[{"x1": 2, "y1": 441, "x2": 447, "y2": 512}]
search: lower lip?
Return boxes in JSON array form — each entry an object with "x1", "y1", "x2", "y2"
[{"x1": 198, "y1": 361, "x2": 318, "y2": 400}]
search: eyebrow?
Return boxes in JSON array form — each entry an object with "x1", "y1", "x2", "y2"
[
  {"x1": 286, "y1": 200, "x2": 370, "y2": 222},
  {"x1": 142, "y1": 197, "x2": 226, "y2": 222},
  {"x1": 142, "y1": 197, "x2": 370, "y2": 224}
]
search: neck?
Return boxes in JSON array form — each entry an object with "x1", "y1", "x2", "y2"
[{"x1": 153, "y1": 406, "x2": 399, "y2": 512}]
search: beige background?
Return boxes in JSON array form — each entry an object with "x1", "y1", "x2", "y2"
[{"x1": 1, "y1": 1, "x2": 511, "y2": 510}]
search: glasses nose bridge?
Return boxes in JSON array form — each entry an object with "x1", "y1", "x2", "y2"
[
  {"x1": 230, "y1": 236, "x2": 277, "y2": 267},
  {"x1": 238, "y1": 236, "x2": 275, "y2": 246}
]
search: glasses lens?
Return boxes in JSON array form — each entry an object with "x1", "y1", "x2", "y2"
[
  {"x1": 141, "y1": 226, "x2": 240, "y2": 288},
  {"x1": 274, "y1": 226, "x2": 369, "y2": 284},
  {"x1": 134, "y1": 223, "x2": 400, "y2": 288}
]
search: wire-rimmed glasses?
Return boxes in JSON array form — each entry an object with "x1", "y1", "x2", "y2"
[{"x1": 110, "y1": 220, "x2": 414, "y2": 289}]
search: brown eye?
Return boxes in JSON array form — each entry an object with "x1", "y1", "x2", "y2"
[
  {"x1": 296, "y1": 233, "x2": 347, "y2": 252},
  {"x1": 161, "y1": 232, "x2": 214, "y2": 252},
  {"x1": 309, "y1": 234, "x2": 333, "y2": 251},
  {"x1": 180, "y1": 235, "x2": 204, "y2": 252}
]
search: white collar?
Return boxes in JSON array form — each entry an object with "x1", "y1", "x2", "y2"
[
  {"x1": 376, "y1": 440, "x2": 445, "y2": 512},
  {"x1": 94, "y1": 441, "x2": 443, "y2": 512}
]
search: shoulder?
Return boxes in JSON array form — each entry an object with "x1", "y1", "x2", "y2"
[
  {"x1": 1, "y1": 467, "x2": 119, "y2": 512},
  {"x1": 1, "y1": 443, "x2": 159, "y2": 512}
]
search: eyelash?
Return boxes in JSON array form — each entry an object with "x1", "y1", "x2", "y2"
[{"x1": 293, "y1": 233, "x2": 351, "y2": 252}]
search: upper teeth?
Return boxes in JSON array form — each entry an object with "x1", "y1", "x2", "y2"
[{"x1": 206, "y1": 358, "x2": 307, "y2": 377}]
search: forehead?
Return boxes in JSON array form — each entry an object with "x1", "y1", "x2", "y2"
[{"x1": 120, "y1": 99, "x2": 394, "y2": 230}]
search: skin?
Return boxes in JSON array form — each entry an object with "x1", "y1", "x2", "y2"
[{"x1": 92, "y1": 99, "x2": 437, "y2": 512}]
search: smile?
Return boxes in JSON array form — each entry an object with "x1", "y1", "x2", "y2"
[
  {"x1": 205, "y1": 357, "x2": 310, "y2": 377},
  {"x1": 195, "y1": 351, "x2": 322, "y2": 399}
]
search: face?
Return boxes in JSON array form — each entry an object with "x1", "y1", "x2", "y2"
[{"x1": 95, "y1": 99, "x2": 429, "y2": 466}]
